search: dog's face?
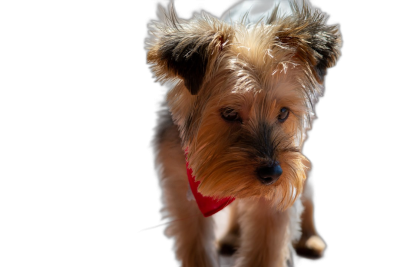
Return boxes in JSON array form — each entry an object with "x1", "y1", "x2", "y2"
[{"x1": 147, "y1": 4, "x2": 341, "y2": 209}]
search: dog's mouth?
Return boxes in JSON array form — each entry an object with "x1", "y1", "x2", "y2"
[{"x1": 259, "y1": 176, "x2": 276, "y2": 185}]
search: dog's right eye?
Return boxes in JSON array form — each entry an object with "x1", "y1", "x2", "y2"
[
  {"x1": 221, "y1": 108, "x2": 241, "y2": 123},
  {"x1": 278, "y1": 107, "x2": 289, "y2": 123}
]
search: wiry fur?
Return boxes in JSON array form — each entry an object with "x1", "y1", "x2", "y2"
[{"x1": 147, "y1": 2, "x2": 341, "y2": 267}]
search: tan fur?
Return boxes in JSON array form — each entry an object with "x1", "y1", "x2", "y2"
[
  {"x1": 147, "y1": 2, "x2": 341, "y2": 266},
  {"x1": 235, "y1": 198, "x2": 291, "y2": 267}
]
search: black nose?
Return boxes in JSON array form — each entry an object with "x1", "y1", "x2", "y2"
[{"x1": 256, "y1": 164, "x2": 282, "y2": 185}]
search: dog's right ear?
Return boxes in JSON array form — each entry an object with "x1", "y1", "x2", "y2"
[{"x1": 146, "y1": 6, "x2": 233, "y2": 95}]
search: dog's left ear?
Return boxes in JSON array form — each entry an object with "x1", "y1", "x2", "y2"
[
  {"x1": 146, "y1": 6, "x2": 233, "y2": 95},
  {"x1": 272, "y1": 4, "x2": 342, "y2": 83}
]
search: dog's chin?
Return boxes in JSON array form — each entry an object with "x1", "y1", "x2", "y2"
[{"x1": 196, "y1": 173, "x2": 301, "y2": 210}]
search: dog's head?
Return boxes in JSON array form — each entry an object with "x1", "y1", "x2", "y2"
[{"x1": 147, "y1": 3, "x2": 341, "y2": 209}]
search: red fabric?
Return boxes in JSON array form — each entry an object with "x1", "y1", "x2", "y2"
[{"x1": 186, "y1": 160, "x2": 235, "y2": 217}]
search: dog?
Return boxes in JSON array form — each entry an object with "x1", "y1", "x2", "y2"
[{"x1": 146, "y1": 1, "x2": 341, "y2": 266}]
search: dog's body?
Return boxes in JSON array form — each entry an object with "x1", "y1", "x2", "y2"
[{"x1": 146, "y1": 2, "x2": 341, "y2": 266}]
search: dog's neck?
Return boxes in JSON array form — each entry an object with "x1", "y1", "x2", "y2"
[{"x1": 186, "y1": 158, "x2": 235, "y2": 217}]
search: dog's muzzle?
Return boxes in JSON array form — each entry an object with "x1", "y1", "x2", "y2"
[{"x1": 256, "y1": 163, "x2": 282, "y2": 185}]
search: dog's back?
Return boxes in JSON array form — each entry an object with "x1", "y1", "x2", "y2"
[{"x1": 221, "y1": 0, "x2": 303, "y2": 24}]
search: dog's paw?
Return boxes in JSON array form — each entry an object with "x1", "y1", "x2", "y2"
[{"x1": 294, "y1": 235, "x2": 326, "y2": 259}]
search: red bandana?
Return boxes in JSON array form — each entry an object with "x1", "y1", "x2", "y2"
[{"x1": 186, "y1": 160, "x2": 235, "y2": 217}]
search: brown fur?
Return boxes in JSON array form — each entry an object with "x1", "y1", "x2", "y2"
[{"x1": 147, "y1": 2, "x2": 341, "y2": 266}]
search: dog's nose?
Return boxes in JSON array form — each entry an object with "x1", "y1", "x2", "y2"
[{"x1": 256, "y1": 163, "x2": 282, "y2": 185}]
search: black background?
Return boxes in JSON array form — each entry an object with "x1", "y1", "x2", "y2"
[{"x1": 80, "y1": 0, "x2": 394, "y2": 267}]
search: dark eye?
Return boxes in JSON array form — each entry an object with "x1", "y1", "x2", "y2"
[
  {"x1": 221, "y1": 108, "x2": 241, "y2": 122},
  {"x1": 278, "y1": 107, "x2": 289, "y2": 122}
]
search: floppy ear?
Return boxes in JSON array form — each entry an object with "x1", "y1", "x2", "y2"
[
  {"x1": 271, "y1": 3, "x2": 342, "y2": 83},
  {"x1": 146, "y1": 6, "x2": 233, "y2": 95}
]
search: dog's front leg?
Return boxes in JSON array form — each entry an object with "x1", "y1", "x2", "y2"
[
  {"x1": 234, "y1": 198, "x2": 291, "y2": 267},
  {"x1": 293, "y1": 181, "x2": 326, "y2": 259},
  {"x1": 162, "y1": 182, "x2": 217, "y2": 267},
  {"x1": 156, "y1": 122, "x2": 218, "y2": 267}
]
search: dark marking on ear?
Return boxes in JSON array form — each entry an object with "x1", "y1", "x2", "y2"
[
  {"x1": 159, "y1": 35, "x2": 211, "y2": 95},
  {"x1": 308, "y1": 25, "x2": 341, "y2": 82},
  {"x1": 276, "y1": 33, "x2": 340, "y2": 82},
  {"x1": 314, "y1": 64, "x2": 327, "y2": 81},
  {"x1": 146, "y1": 6, "x2": 233, "y2": 95}
]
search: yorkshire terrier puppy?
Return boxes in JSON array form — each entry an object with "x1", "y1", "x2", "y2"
[{"x1": 146, "y1": 1, "x2": 341, "y2": 266}]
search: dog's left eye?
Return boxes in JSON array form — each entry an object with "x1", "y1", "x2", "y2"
[
  {"x1": 221, "y1": 108, "x2": 241, "y2": 122},
  {"x1": 278, "y1": 107, "x2": 289, "y2": 122}
]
